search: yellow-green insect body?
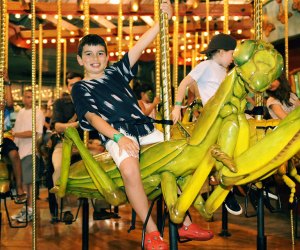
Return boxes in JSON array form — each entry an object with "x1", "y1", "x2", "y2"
[{"x1": 52, "y1": 40, "x2": 300, "y2": 222}]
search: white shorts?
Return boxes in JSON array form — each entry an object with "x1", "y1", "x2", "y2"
[{"x1": 105, "y1": 129, "x2": 164, "y2": 167}]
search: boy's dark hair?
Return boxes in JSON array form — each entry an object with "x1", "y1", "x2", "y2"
[
  {"x1": 266, "y1": 72, "x2": 293, "y2": 107},
  {"x1": 77, "y1": 34, "x2": 108, "y2": 57},
  {"x1": 66, "y1": 72, "x2": 83, "y2": 86}
]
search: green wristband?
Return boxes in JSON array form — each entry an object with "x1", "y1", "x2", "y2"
[
  {"x1": 175, "y1": 101, "x2": 182, "y2": 106},
  {"x1": 113, "y1": 133, "x2": 124, "y2": 143}
]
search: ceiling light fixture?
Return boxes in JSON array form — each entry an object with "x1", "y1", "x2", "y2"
[{"x1": 130, "y1": 0, "x2": 139, "y2": 13}]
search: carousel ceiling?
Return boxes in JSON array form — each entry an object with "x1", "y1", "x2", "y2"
[
  {"x1": 3, "y1": 0, "x2": 300, "y2": 98},
  {"x1": 7, "y1": 0, "x2": 256, "y2": 56}
]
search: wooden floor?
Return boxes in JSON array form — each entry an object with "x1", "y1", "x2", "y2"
[{"x1": 0, "y1": 187, "x2": 299, "y2": 250}]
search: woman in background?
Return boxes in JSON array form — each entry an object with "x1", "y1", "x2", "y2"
[{"x1": 266, "y1": 73, "x2": 300, "y2": 119}]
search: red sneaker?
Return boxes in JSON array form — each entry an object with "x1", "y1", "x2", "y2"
[
  {"x1": 144, "y1": 231, "x2": 168, "y2": 250},
  {"x1": 178, "y1": 223, "x2": 214, "y2": 241}
]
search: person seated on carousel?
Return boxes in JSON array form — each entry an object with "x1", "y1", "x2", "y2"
[
  {"x1": 0, "y1": 69, "x2": 26, "y2": 204},
  {"x1": 51, "y1": 72, "x2": 109, "y2": 224},
  {"x1": 172, "y1": 33, "x2": 243, "y2": 216},
  {"x1": 266, "y1": 71, "x2": 300, "y2": 120},
  {"x1": 71, "y1": 2, "x2": 213, "y2": 248}
]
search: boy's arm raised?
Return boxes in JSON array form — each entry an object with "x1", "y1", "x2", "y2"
[{"x1": 128, "y1": 0, "x2": 173, "y2": 68}]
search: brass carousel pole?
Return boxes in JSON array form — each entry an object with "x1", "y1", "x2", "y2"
[
  {"x1": 159, "y1": 0, "x2": 172, "y2": 141},
  {"x1": 129, "y1": 15, "x2": 134, "y2": 88},
  {"x1": 0, "y1": 0, "x2": 7, "y2": 161},
  {"x1": 83, "y1": 0, "x2": 90, "y2": 146},
  {"x1": 223, "y1": 0, "x2": 229, "y2": 34},
  {"x1": 206, "y1": 0, "x2": 210, "y2": 44},
  {"x1": 5, "y1": 9, "x2": 9, "y2": 70},
  {"x1": 55, "y1": 0, "x2": 62, "y2": 100},
  {"x1": 129, "y1": 16, "x2": 134, "y2": 49},
  {"x1": 82, "y1": 2, "x2": 91, "y2": 248},
  {"x1": 63, "y1": 39, "x2": 67, "y2": 91},
  {"x1": 192, "y1": 32, "x2": 198, "y2": 68},
  {"x1": 38, "y1": 24, "x2": 43, "y2": 109},
  {"x1": 83, "y1": 0, "x2": 90, "y2": 36},
  {"x1": 172, "y1": 0, "x2": 179, "y2": 98},
  {"x1": 30, "y1": 0, "x2": 37, "y2": 248},
  {"x1": 284, "y1": 1, "x2": 294, "y2": 245},
  {"x1": 183, "y1": 16, "x2": 187, "y2": 77},
  {"x1": 200, "y1": 32, "x2": 205, "y2": 57},
  {"x1": 117, "y1": 0, "x2": 123, "y2": 60},
  {"x1": 192, "y1": 50, "x2": 195, "y2": 69},
  {"x1": 0, "y1": 0, "x2": 11, "y2": 209},
  {"x1": 154, "y1": 0, "x2": 161, "y2": 100},
  {"x1": 254, "y1": 0, "x2": 264, "y2": 121},
  {"x1": 253, "y1": 2, "x2": 267, "y2": 250},
  {"x1": 284, "y1": 0, "x2": 289, "y2": 79}
]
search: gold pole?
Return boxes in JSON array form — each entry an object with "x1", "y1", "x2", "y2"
[
  {"x1": 129, "y1": 16, "x2": 134, "y2": 49},
  {"x1": 192, "y1": 32, "x2": 198, "y2": 68},
  {"x1": 160, "y1": 0, "x2": 172, "y2": 141},
  {"x1": 291, "y1": 208, "x2": 295, "y2": 245},
  {"x1": 191, "y1": 50, "x2": 195, "y2": 68},
  {"x1": 38, "y1": 24, "x2": 43, "y2": 109},
  {"x1": 55, "y1": 0, "x2": 62, "y2": 99},
  {"x1": 285, "y1": 1, "x2": 293, "y2": 244},
  {"x1": 30, "y1": 0, "x2": 37, "y2": 248},
  {"x1": 254, "y1": 0, "x2": 263, "y2": 120},
  {"x1": 206, "y1": 0, "x2": 210, "y2": 44},
  {"x1": 183, "y1": 16, "x2": 188, "y2": 105},
  {"x1": 172, "y1": 0, "x2": 179, "y2": 98},
  {"x1": 154, "y1": 0, "x2": 161, "y2": 99},
  {"x1": 254, "y1": 0, "x2": 263, "y2": 40},
  {"x1": 118, "y1": 0, "x2": 123, "y2": 60},
  {"x1": 223, "y1": 0, "x2": 229, "y2": 34},
  {"x1": 200, "y1": 32, "x2": 205, "y2": 54},
  {"x1": 5, "y1": 12, "x2": 8, "y2": 70},
  {"x1": 284, "y1": 0, "x2": 289, "y2": 79},
  {"x1": 83, "y1": 0, "x2": 89, "y2": 36},
  {"x1": 63, "y1": 39, "x2": 67, "y2": 91},
  {"x1": 0, "y1": 0, "x2": 7, "y2": 161},
  {"x1": 129, "y1": 16, "x2": 134, "y2": 88},
  {"x1": 183, "y1": 16, "x2": 187, "y2": 77},
  {"x1": 182, "y1": 14, "x2": 188, "y2": 107},
  {"x1": 83, "y1": 0, "x2": 90, "y2": 146}
]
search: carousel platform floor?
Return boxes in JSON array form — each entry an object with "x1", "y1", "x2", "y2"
[{"x1": 0, "y1": 187, "x2": 299, "y2": 250}]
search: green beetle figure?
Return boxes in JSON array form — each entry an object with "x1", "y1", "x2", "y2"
[{"x1": 52, "y1": 39, "x2": 300, "y2": 223}]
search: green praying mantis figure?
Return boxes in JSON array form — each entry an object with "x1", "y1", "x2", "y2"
[{"x1": 51, "y1": 39, "x2": 300, "y2": 223}]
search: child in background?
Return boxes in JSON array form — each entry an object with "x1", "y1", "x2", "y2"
[
  {"x1": 172, "y1": 33, "x2": 237, "y2": 122},
  {"x1": 172, "y1": 33, "x2": 243, "y2": 216}
]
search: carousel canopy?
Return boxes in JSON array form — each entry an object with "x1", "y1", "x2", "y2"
[{"x1": 4, "y1": 0, "x2": 300, "y2": 84}]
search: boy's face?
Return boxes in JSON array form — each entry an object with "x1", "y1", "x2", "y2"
[{"x1": 77, "y1": 44, "x2": 109, "y2": 79}]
